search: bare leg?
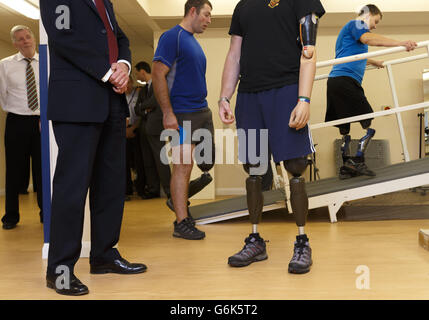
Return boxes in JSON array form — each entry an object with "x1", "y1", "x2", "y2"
[{"x1": 170, "y1": 144, "x2": 194, "y2": 223}]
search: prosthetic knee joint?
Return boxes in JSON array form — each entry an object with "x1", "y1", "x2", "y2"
[{"x1": 284, "y1": 157, "x2": 309, "y2": 230}]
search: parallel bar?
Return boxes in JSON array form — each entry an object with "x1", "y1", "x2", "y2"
[
  {"x1": 316, "y1": 40, "x2": 429, "y2": 68},
  {"x1": 315, "y1": 53, "x2": 429, "y2": 81},
  {"x1": 310, "y1": 101, "x2": 429, "y2": 130},
  {"x1": 386, "y1": 53, "x2": 428, "y2": 66}
]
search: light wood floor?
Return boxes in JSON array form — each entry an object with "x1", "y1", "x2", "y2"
[{"x1": 1, "y1": 192, "x2": 429, "y2": 300}]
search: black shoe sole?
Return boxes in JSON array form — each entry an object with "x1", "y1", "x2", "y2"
[
  {"x1": 288, "y1": 261, "x2": 313, "y2": 274},
  {"x1": 342, "y1": 164, "x2": 376, "y2": 178},
  {"x1": 228, "y1": 253, "x2": 268, "y2": 267},
  {"x1": 173, "y1": 232, "x2": 205, "y2": 240},
  {"x1": 340, "y1": 172, "x2": 375, "y2": 179},
  {"x1": 339, "y1": 173, "x2": 353, "y2": 180},
  {"x1": 2, "y1": 224, "x2": 17, "y2": 230},
  {"x1": 90, "y1": 267, "x2": 147, "y2": 275},
  {"x1": 288, "y1": 266, "x2": 311, "y2": 274},
  {"x1": 46, "y1": 281, "x2": 89, "y2": 296}
]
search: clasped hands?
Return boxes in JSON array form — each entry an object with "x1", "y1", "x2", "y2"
[{"x1": 109, "y1": 62, "x2": 129, "y2": 94}]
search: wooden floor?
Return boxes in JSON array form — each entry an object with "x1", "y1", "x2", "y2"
[{"x1": 1, "y1": 192, "x2": 429, "y2": 300}]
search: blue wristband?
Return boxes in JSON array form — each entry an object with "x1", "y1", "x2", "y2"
[{"x1": 298, "y1": 96, "x2": 311, "y2": 104}]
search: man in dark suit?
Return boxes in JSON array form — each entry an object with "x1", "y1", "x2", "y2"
[
  {"x1": 134, "y1": 61, "x2": 171, "y2": 199},
  {"x1": 40, "y1": 0, "x2": 147, "y2": 296}
]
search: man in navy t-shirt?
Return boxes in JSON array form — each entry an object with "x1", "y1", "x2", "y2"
[
  {"x1": 219, "y1": 0, "x2": 325, "y2": 274},
  {"x1": 326, "y1": 4, "x2": 417, "y2": 179},
  {"x1": 152, "y1": 0, "x2": 214, "y2": 240}
]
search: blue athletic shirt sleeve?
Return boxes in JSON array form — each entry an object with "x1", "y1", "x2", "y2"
[
  {"x1": 349, "y1": 20, "x2": 370, "y2": 42},
  {"x1": 153, "y1": 31, "x2": 178, "y2": 68}
]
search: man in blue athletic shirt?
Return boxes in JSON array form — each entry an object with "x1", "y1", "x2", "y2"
[
  {"x1": 326, "y1": 4, "x2": 417, "y2": 179},
  {"x1": 152, "y1": 0, "x2": 213, "y2": 240}
]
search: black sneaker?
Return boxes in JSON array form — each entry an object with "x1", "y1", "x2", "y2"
[
  {"x1": 339, "y1": 165, "x2": 359, "y2": 180},
  {"x1": 228, "y1": 233, "x2": 268, "y2": 267},
  {"x1": 173, "y1": 217, "x2": 205, "y2": 240},
  {"x1": 288, "y1": 234, "x2": 313, "y2": 274},
  {"x1": 343, "y1": 158, "x2": 376, "y2": 177}
]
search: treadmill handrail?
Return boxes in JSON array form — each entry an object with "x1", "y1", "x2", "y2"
[{"x1": 316, "y1": 40, "x2": 429, "y2": 68}]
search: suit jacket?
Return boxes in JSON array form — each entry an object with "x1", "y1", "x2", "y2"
[
  {"x1": 40, "y1": 0, "x2": 131, "y2": 122},
  {"x1": 135, "y1": 84, "x2": 164, "y2": 135}
]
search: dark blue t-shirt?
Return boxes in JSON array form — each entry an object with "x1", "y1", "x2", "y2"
[
  {"x1": 329, "y1": 20, "x2": 370, "y2": 84},
  {"x1": 153, "y1": 25, "x2": 208, "y2": 113}
]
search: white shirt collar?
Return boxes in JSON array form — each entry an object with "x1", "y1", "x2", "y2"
[{"x1": 16, "y1": 51, "x2": 39, "y2": 62}]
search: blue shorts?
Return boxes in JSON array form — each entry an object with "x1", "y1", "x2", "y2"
[{"x1": 235, "y1": 84, "x2": 315, "y2": 164}]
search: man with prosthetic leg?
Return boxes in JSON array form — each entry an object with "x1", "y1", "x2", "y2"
[
  {"x1": 152, "y1": 0, "x2": 213, "y2": 240},
  {"x1": 326, "y1": 4, "x2": 417, "y2": 179},
  {"x1": 219, "y1": 0, "x2": 325, "y2": 273}
]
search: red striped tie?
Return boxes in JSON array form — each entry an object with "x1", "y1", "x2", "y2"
[
  {"x1": 94, "y1": 0, "x2": 119, "y2": 65},
  {"x1": 25, "y1": 58, "x2": 39, "y2": 112}
]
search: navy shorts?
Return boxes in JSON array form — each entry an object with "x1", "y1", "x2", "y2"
[{"x1": 235, "y1": 84, "x2": 315, "y2": 164}]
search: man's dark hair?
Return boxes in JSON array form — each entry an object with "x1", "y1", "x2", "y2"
[
  {"x1": 184, "y1": 0, "x2": 212, "y2": 17},
  {"x1": 359, "y1": 4, "x2": 383, "y2": 19},
  {"x1": 135, "y1": 61, "x2": 151, "y2": 74}
]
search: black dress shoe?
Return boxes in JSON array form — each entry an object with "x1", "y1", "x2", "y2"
[
  {"x1": 2, "y1": 222, "x2": 17, "y2": 230},
  {"x1": 90, "y1": 258, "x2": 147, "y2": 274},
  {"x1": 139, "y1": 192, "x2": 160, "y2": 200},
  {"x1": 46, "y1": 274, "x2": 89, "y2": 296}
]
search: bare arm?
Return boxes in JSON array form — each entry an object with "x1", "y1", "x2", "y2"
[
  {"x1": 360, "y1": 33, "x2": 417, "y2": 51},
  {"x1": 218, "y1": 35, "x2": 242, "y2": 124},
  {"x1": 289, "y1": 50, "x2": 317, "y2": 130},
  {"x1": 152, "y1": 61, "x2": 178, "y2": 130},
  {"x1": 367, "y1": 58, "x2": 384, "y2": 68}
]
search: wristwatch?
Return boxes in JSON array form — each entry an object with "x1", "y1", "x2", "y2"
[{"x1": 218, "y1": 96, "x2": 230, "y2": 104}]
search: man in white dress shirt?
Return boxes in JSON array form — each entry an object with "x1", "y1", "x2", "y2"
[{"x1": 0, "y1": 25, "x2": 43, "y2": 230}]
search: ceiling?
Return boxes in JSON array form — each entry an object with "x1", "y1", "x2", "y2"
[{"x1": 0, "y1": 1, "x2": 428, "y2": 53}]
